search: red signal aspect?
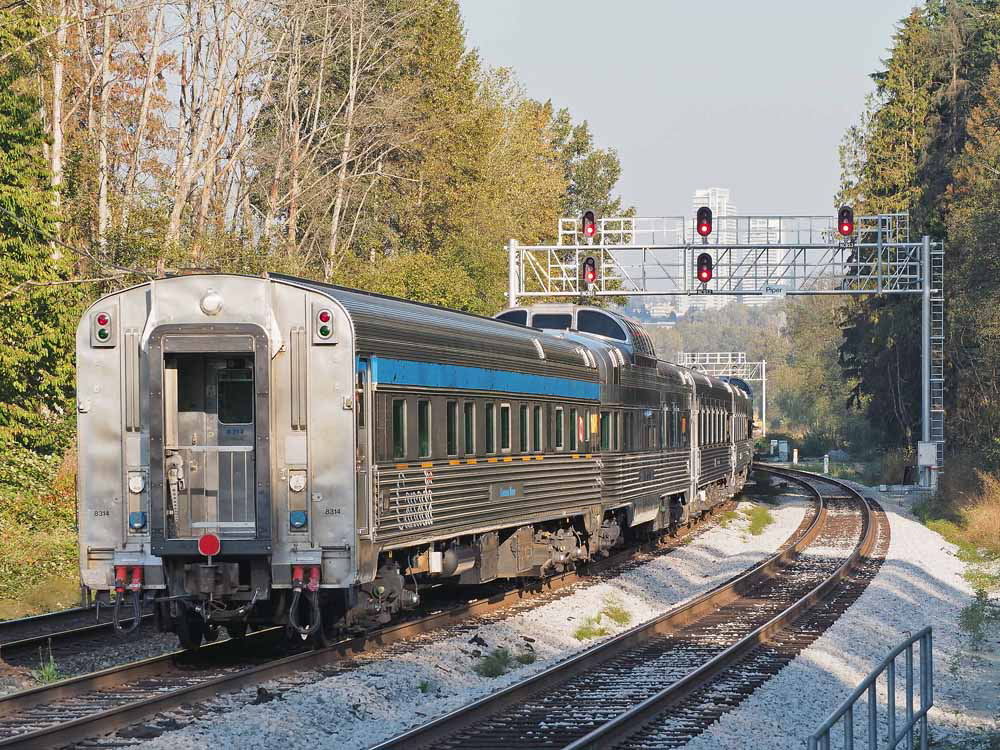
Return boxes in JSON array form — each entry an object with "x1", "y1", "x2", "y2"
[
  {"x1": 696, "y1": 206, "x2": 713, "y2": 237},
  {"x1": 837, "y1": 205, "x2": 854, "y2": 236}
]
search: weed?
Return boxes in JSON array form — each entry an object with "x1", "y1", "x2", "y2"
[
  {"x1": 417, "y1": 679, "x2": 431, "y2": 693},
  {"x1": 473, "y1": 647, "x2": 512, "y2": 678},
  {"x1": 717, "y1": 510, "x2": 739, "y2": 528},
  {"x1": 744, "y1": 506, "x2": 774, "y2": 536},
  {"x1": 573, "y1": 615, "x2": 611, "y2": 641},
  {"x1": 601, "y1": 599, "x2": 632, "y2": 626},
  {"x1": 515, "y1": 651, "x2": 536, "y2": 665},
  {"x1": 958, "y1": 590, "x2": 1000, "y2": 651},
  {"x1": 31, "y1": 644, "x2": 62, "y2": 684}
]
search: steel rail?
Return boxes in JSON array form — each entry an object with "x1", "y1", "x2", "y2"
[
  {"x1": 371, "y1": 468, "x2": 830, "y2": 750},
  {"x1": 0, "y1": 501, "x2": 736, "y2": 750},
  {"x1": 563, "y1": 467, "x2": 877, "y2": 750},
  {"x1": 0, "y1": 614, "x2": 153, "y2": 656}
]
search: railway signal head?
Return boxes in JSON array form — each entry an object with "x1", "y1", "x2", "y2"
[
  {"x1": 582, "y1": 256, "x2": 598, "y2": 285},
  {"x1": 697, "y1": 252, "x2": 713, "y2": 283},
  {"x1": 838, "y1": 205, "x2": 854, "y2": 236},
  {"x1": 581, "y1": 210, "x2": 597, "y2": 239},
  {"x1": 696, "y1": 206, "x2": 712, "y2": 237}
]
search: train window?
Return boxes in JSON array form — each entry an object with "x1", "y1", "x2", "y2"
[
  {"x1": 486, "y1": 403, "x2": 496, "y2": 453},
  {"x1": 500, "y1": 404, "x2": 511, "y2": 452},
  {"x1": 555, "y1": 407, "x2": 564, "y2": 449},
  {"x1": 533, "y1": 406, "x2": 542, "y2": 452},
  {"x1": 658, "y1": 409, "x2": 665, "y2": 450},
  {"x1": 680, "y1": 413, "x2": 688, "y2": 447},
  {"x1": 623, "y1": 411, "x2": 631, "y2": 451},
  {"x1": 531, "y1": 313, "x2": 572, "y2": 330},
  {"x1": 519, "y1": 404, "x2": 529, "y2": 452},
  {"x1": 613, "y1": 412, "x2": 620, "y2": 451},
  {"x1": 464, "y1": 402, "x2": 475, "y2": 454},
  {"x1": 599, "y1": 412, "x2": 610, "y2": 451},
  {"x1": 569, "y1": 408, "x2": 578, "y2": 451},
  {"x1": 392, "y1": 399, "x2": 406, "y2": 459},
  {"x1": 446, "y1": 401, "x2": 458, "y2": 456},
  {"x1": 496, "y1": 309, "x2": 527, "y2": 326},
  {"x1": 577, "y1": 310, "x2": 627, "y2": 341},
  {"x1": 218, "y1": 370, "x2": 254, "y2": 424},
  {"x1": 418, "y1": 400, "x2": 431, "y2": 457}
]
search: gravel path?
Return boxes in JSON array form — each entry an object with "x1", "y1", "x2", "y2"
[
  {"x1": 681, "y1": 482, "x2": 1000, "y2": 750},
  {"x1": 125, "y1": 492, "x2": 808, "y2": 749}
]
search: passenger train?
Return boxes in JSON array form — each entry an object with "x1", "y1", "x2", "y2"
[{"x1": 76, "y1": 273, "x2": 753, "y2": 648}]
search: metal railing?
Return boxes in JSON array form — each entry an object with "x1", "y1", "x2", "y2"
[{"x1": 808, "y1": 627, "x2": 933, "y2": 750}]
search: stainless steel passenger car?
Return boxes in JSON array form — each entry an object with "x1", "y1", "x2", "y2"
[{"x1": 76, "y1": 275, "x2": 752, "y2": 648}]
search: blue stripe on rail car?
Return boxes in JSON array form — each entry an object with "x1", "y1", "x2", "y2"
[{"x1": 369, "y1": 357, "x2": 599, "y2": 400}]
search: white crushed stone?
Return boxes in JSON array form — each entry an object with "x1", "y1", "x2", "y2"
[
  {"x1": 681, "y1": 482, "x2": 1000, "y2": 750},
  {"x1": 134, "y1": 494, "x2": 808, "y2": 750}
]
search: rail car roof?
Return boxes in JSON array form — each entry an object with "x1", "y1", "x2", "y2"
[{"x1": 270, "y1": 274, "x2": 600, "y2": 382}]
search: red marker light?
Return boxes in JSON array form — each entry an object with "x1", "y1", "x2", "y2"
[
  {"x1": 585, "y1": 268, "x2": 596, "y2": 283},
  {"x1": 197, "y1": 533, "x2": 221, "y2": 558},
  {"x1": 318, "y1": 309, "x2": 332, "y2": 324},
  {"x1": 96, "y1": 313, "x2": 110, "y2": 326},
  {"x1": 584, "y1": 224, "x2": 595, "y2": 237}
]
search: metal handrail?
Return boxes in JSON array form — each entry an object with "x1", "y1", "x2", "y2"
[{"x1": 808, "y1": 626, "x2": 933, "y2": 750}]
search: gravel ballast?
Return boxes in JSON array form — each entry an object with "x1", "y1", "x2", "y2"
[
  {"x1": 682, "y1": 482, "x2": 1000, "y2": 750},
  {"x1": 131, "y1": 494, "x2": 808, "y2": 750}
]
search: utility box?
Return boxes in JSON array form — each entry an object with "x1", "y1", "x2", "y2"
[
  {"x1": 917, "y1": 442, "x2": 937, "y2": 468},
  {"x1": 778, "y1": 441, "x2": 789, "y2": 462}
]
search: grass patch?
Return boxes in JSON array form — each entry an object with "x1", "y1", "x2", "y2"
[
  {"x1": 573, "y1": 615, "x2": 611, "y2": 641},
  {"x1": 31, "y1": 644, "x2": 62, "y2": 684},
  {"x1": 913, "y1": 465, "x2": 1000, "y2": 592},
  {"x1": 573, "y1": 598, "x2": 632, "y2": 640},
  {"x1": 717, "y1": 510, "x2": 739, "y2": 528},
  {"x1": 600, "y1": 599, "x2": 632, "y2": 626},
  {"x1": 417, "y1": 679, "x2": 431, "y2": 693},
  {"x1": 473, "y1": 647, "x2": 512, "y2": 678},
  {"x1": 472, "y1": 647, "x2": 536, "y2": 677},
  {"x1": 743, "y1": 505, "x2": 774, "y2": 536}
]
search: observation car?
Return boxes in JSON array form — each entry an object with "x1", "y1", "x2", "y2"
[{"x1": 76, "y1": 274, "x2": 752, "y2": 648}]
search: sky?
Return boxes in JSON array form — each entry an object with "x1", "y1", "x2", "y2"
[{"x1": 459, "y1": 0, "x2": 920, "y2": 217}]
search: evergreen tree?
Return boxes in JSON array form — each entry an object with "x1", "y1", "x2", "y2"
[
  {"x1": 837, "y1": 8, "x2": 935, "y2": 448},
  {"x1": 0, "y1": 5, "x2": 80, "y2": 453}
]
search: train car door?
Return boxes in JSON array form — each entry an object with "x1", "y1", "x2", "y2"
[
  {"x1": 355, "y1": 358, "x2": 372, "y2": 537},
  {"x1": 163, "y1": 354, "x2": 257, "y2": 539}
]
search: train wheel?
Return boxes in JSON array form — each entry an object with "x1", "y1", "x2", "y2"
[
  {"x1": 226, "y1": 621, "x2": 248, "y2": 639},
  {"x1": 203, "y1": 625, "x2": 220, "y2": 643},
  {"x1": 176, "y1": 612, "x2": 204, "y2": 651}
]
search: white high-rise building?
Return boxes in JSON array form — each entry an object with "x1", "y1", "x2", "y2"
[{"x1": 691, "y1": 187, "x2": 737, "y2": 220}]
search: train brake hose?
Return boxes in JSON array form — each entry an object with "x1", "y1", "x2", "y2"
[
  {"x1": 112, "y1": 589, "x2": 142, "y2": 636},
  {"x1": 287, "y1": 588, "x2": 321, "y2": 637}
]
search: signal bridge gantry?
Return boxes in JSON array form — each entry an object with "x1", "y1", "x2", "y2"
[
  {"x1": 506, "y1": 212, "x2": 944, "y2": 488},
  {"x1": 677, "y1": 352, "x2": 768, "y2": 437}
]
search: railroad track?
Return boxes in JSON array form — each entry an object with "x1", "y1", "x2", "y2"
[
  {"x1": 0, "y1": 496, "x2": 741, "y2": 749},
  {"x1": 373, "y1": 466, "x2": 889, "y2": 750},
  {"x1": 0, "y1": 607, "x2": 153, "y2": 670}
]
